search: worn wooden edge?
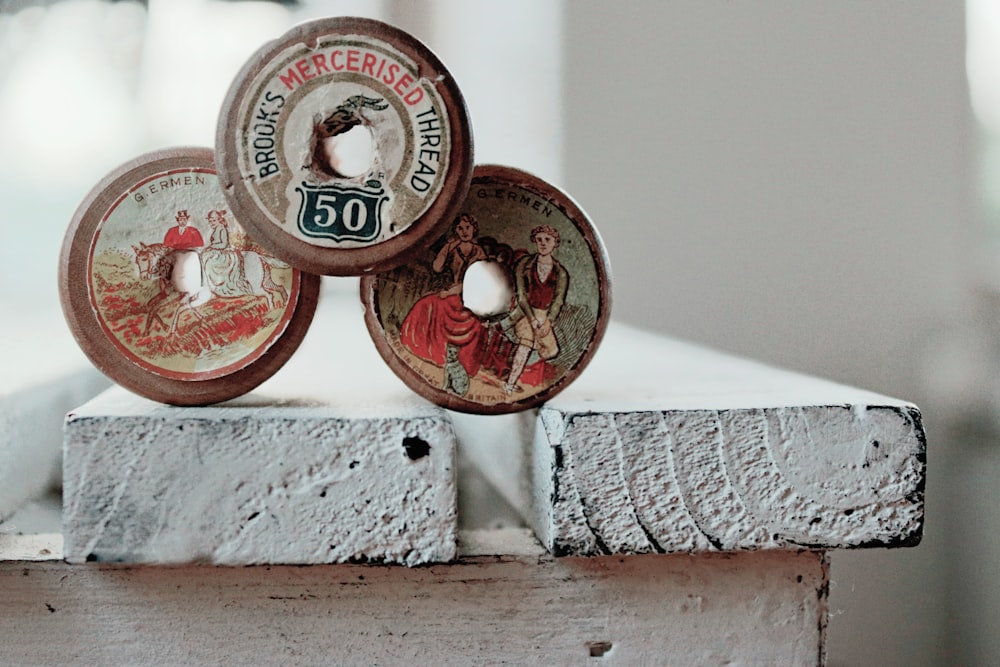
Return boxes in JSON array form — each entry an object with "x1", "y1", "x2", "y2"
[
  {"x1": 0, "y1": 534, "x2": 63, "y2": 562},
  {"x1": 0, "y1": 529, "x2": 536, "y2": 564},
  {"x1": 531, "y1": 403, "x2": 925, "y2": 557},
  {"x1": 215, "y1": 16, "x2": 474, "y2": 276},
  {"x1": 1, "y1": 541, "x2": 828, "y2": 666},
  {"x1": 0, "y1": 530, "x2": 540, "y2": 565},
  {"x1": 458, "y1": 323, "x2": 926, "y2": 556},
  {"x1": 1, "y1": 506, "x2": 829, "y2": 667}
]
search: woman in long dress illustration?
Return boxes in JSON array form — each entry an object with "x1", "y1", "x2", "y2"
[
  {"x1": 201, "y1": 210, "x2": 253, "y2": 297},
  {"x1": 399, "y1": 214, "x2": 487, "y2": 382}
]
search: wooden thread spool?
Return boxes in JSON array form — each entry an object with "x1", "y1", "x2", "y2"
[
  {"x1": 362, "y1": 164, "x2": 612, "y2": 414},
  {"x1": 215, "y1": 16, "x2": 474, "y2": 276},
  {"x1": 59, "y1": 147, "x2": 320, "y2": 406}
]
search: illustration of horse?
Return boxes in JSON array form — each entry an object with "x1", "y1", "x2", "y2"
[{"x1": 132, "y1": 241, "x2": 289, "y2": 336}]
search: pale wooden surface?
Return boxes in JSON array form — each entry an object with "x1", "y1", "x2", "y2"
[
  {"x1": 0, "y1": 533, "x2": 61, "y2": 561},
  {"x1": 458, "y1": 324, "x2": 926, "y2": 556},
  {"x1": 1, "y1": 530, "x2": 828, "y2": 667}
]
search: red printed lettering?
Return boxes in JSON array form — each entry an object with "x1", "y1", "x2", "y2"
[
  {"x1": 295, "y1": 58, "x2": 314, "y2": 81},
  {"x1": 279, "y1": 67, "x2": 303, "y2": 90},
  {"x1": 404, "y1": 87, "x2": 424, "y2": 106},
  {"x1": 312, "y1": 53, "x2": 330, "y2": 75},
  {"x1": 361, "y1": 52, "x2": 377, "y2": 77},
  {"x1": 383, "y1": 63, "x2": 398, "y2": 86},
  {"x1": 394, "y1": 73, "x2": 413, "y2": 97}
]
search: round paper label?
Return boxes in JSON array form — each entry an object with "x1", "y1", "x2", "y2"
[
  {"x1": 233, "y1": 33, "x2": 452, "y2": 250},
  {"x1": 87, "y1": 168, "x2": 301, "y2": 380},
  {"x1": 365, "y1": 166, "x2": 612, "y2": 413}
]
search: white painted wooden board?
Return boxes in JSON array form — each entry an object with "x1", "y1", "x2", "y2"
[
  {"x1": 1, "y1": 530, "x2": 828, "y2": 667},
  {"x1": 63, "y1": 386, "x2": 457, "y2": 566},
  {"x1": 457, "y1": 323, "x2": 926, "y2": 556}
]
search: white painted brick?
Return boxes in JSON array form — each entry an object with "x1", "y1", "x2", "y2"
[
  {"x1": 63, "y1": 387, "x2": 457, "y2": 565},
  {"x1": 458, "y1": 323, "x2": 926, "y2": 556}
]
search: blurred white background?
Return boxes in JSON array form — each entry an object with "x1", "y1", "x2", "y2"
[{"x1": 0, "y1": 1, "x2": 994, "y2": 664}]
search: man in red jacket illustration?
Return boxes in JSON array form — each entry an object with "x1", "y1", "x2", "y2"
[{"x1": 162, "y1": 209, "x2": 205, "y2": 250}]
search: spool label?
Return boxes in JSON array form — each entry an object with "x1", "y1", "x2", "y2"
[
  {"x1": 234, "y1": 34, "x2": 452, "y2": 249},
  {"x1": 373, "y1": 181, "x2": 606, "y2": 408},
  {"x1": 87, "y1": 168, "x2": 301, "y2": 380}
]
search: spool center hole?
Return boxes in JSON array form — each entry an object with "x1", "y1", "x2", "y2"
[
  {"x1": 320, "y1": 124, "x2": 374, "y2": 178},
  {"x1": 462, "y1": 260, "x2": 513, "y2": 318},
  {"x1": 170, "y1": 250, "x2": 201, "y2": 294}
]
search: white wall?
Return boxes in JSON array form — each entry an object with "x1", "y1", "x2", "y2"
[
  {"x1": 388, "y1": 0, "x2": 563, "y2": 182},
  {"x1": 563, "y1": 3, "x2": 971, "y2": 665}
]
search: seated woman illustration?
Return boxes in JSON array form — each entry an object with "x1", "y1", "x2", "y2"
[
  {"x1": 399, "y1": 213, "x2": 487, "y2": 393},
  {"x1": 201, "y1": 209, "x2": 253, "y2": 297},
  {"x1": 504, "y1": 224, "x2": 569, "y2": 395}
]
